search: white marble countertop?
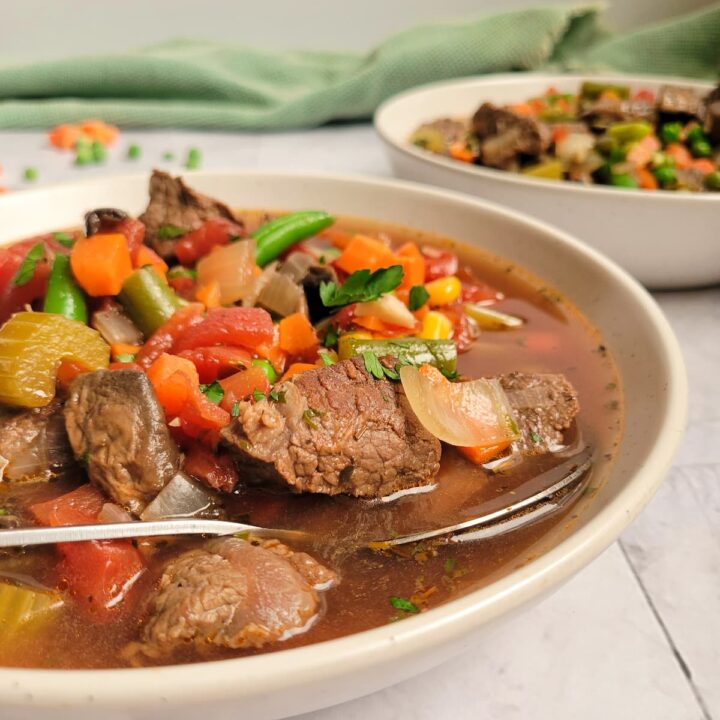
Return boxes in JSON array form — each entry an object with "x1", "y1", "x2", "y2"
[{"x1": 0, "y1": 126, "x2": 717, "y2": 720}]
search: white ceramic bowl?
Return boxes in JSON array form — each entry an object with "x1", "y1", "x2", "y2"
[
  {"x1": 375, "y1": 73, "x2": 720, "y2": 289},
  {"x1": 0, "y1": 172, "x2": 686, "y2": 720}
]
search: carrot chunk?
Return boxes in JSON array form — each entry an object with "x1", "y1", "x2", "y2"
[
  {"x1": 70, "y1": 233, "x2": 133, "y2": 296},
  {"x1": 278, "y1": 313, "x2": 318, "y2": 355}
]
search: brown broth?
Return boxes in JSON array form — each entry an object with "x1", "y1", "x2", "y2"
[{"x1": 0, "y1": 216, "x2": 622, "y2": 669}]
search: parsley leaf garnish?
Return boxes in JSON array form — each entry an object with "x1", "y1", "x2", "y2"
[
  {"x1": 362, "y1": 351, "x2": 385, "y2": 380},
  {"x1": 530, "y1": 431, "x2": 542, "y2": 444},
  {"x1": 269, "y1": 389, "x2": 287, "y2": 404},
  {"x1": 157, "y1": 224, "x2": 187, "y2": 239},
  {"x1": 200, "y1": 381, "x2": 224, "y2": 404},
  {"x1": 323, "y1": 324, "x2": 339, "y2": 348},
  {"x1": 302, "y1": 407, "x2": 325, "y2": 429},
  {"x1": 231, "y1": 401, "x2": 241, "y2": 417},
  {"x1": 252, "y1": 389, "x2": 265, "y2": 402},
  {"x1": 12, "y1": 243, "x2": 45, "y2": 286},
  {"x1": 389, "y1": 596, "x2": 419, "y2": 614},
  {"x1": 408, "y1": 285, "x2": 430, "y2": 311},
  {"x1": 319, "y1": 351, "x2": 336, "y2": 367},
  {"x1": 440, "y1": 367, "x2": 459, "y2": 380},
  {"x1": 319, "y1": 265, "x2": 403, "y2": 308}
]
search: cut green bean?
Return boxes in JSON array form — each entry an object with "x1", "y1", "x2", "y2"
[
  {"x1": 119, "y1": 266, "x2": 184, "y2": 336},
  {"x1": 337, "y1": 337, "x2": 457, "y2": 376},
  {"x1": 253, "y1": 211, "x2": 334, "y2": 267},
  {"x1": 43, "y1": 254, "x2": 88, "y2": 324}
]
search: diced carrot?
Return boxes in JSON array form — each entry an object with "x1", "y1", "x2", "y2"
[
  {"x1": 320, "y1": 227, "x2": 354, "y2": 250},
  {"x1": 335, "y1": 235, "x2": 397, "y2": 275},
  {"x1": 458, "y1": 441, "x2": 512, "y2": 465},
  {"x1": 665, "y1": 143, "x2": 692, "y2": 170},
  {"x1": 255, "y1": 341, "x2": 287, "y2": 376},
  {"x1": 627, "y1": 135, "x2": 660, "y2": 168},
  {"x1": 195, "y1": 281, "x2": 221, "y2": 309},
  {"x1": 448, "y1": 142, "x2": 474, "y2": 163},
  {"x1": 56, "y1": 359, "x2": 91, "y2": 389},
  {"x1": 147, "y1": 353, "x2": 199, "y2": 418},
  {"x1": 507, "y1": 102, "x2": 535, "y2": 117},
  {"x1": 110, "y1": 342, "x2": 141, "y2": 360},
  {"x1": 278, "y1": 313, "x2": 318, "y2": 355},
  {"x1": 690, "y1": 158, "x2": 716, "y2": 175},
  {"x1": 353, "y1": 315, "x2": 414, "y2": 337},
  {"x1": 70, "y1": 233, "x2": 133, "y2": 296},
  {"x1": 396, "y1": 242, "x2": 425, "y2": 289},
  {"x1": 280, "y1": 362, "x2": 317, "y2": 382},
  {"x1": 134, "y1": 245, "x2": 168, "y2": 276},
  {"x1": 636, "y1": 167, "x2": 658, "y2": 190},
  {"x1": 48, "y1": 124, "x2": 83, "y2": 150},
  {"x1": 78, "y1": 119, "x2": 119, "y2": 146}
]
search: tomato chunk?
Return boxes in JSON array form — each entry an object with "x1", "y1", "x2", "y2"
[
  {"x1": 219, "y1": 366, "x2": 270, "y2": 412},
  {"x1": 183, "y1": 442, "x2": 239, "y2": 492},
  {"x1": 135, "y1": 303, "x2": 205, "y2": 368},
  {"x1": 178, "y1": 346, "x2": 252, "y2": 383},
  {"x1": 422, "y1": 247, "x2": 458, "y2": 282},
  {"x1": 172, "y1": 307, "x2": 274, "y2": 353},
  {"x1": 175, "y1": 218, "x2": 245, "y2": 266},
  {"x1": 30, "y1": 485, "x2": 144, "y2": 621}
]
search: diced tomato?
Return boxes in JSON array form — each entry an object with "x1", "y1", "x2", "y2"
[
  {"x1": 219, "y1": 366, "x2": 270, "y2": 412},
  {"x1": 183, "y1": 442, "x2": 239, "y2": 493},
  {"x1": 172, "y1": 307, "x2": 274, "y2": 353},
  {"x1": 108, "y1": 361, "x2": 144, "y2": 372},
  {"x1": 332, "y1": 304, "x2": 357, "y2": 330},
  {"x1": 634, "y1": 88, "x2": 656, "y2": 104},
  {"x1": 30, "y1": 485, "x2": 144, "y2": 621},
  {"x1": 168, "y1": 275, "x2": 198, "y2": 301},
  {"x1": 442, "y1": 302, "x2": 479, "y2": 353},
  {"x1": 56, "y1": 359, "x2": 91, "y2": 389},
  {"x1": 178, "y1": 391, "x2": 230, "y2": 443},
  {"x1": 421, "y1": 246, "x2": 459, "y2": 282},
  {"x1": 178, "y1": 346, "x2": 252, "y2": 383},
  {"x1": 135, "y1": 303, "x2": 205, "y2": 368},
  {"x1": 457, "y1": 267, "x2": 503, "y2": 304},
  {"x1": 174, "y1": 218, "x2": 245, "y2": 266}
]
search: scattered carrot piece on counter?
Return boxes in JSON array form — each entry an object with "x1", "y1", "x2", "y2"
[
  {"x1": 70, "y1": 233, "x2": 133, "y2": 296},
  {"x1": 278, "y1": 313, "x2": 318, "y2": 355},
  {"x1": 48, "y1": 120, "x2": 119, "y2": 151}
]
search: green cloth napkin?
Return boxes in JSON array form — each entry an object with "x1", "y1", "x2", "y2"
[{"x1": 0, "y1": 3, "x2": 718, "y2": 130}]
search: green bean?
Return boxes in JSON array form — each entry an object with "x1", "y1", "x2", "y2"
[
  {"x1": 119, "y1": 267, "x2": 184, "y2": 336},
  {"x1": 337, "y1": 337, "x2": 457, "y2": 376},
  {"x1": 607, "y1": 122, "x2": 652, "y2": 144},
  {"x1": 253, "y1": 211, "x2": 334, "y2": 267},
  {"x1": 42, "y1": 254, "x2": 87, "y2": 324},
  {"x1": 580, "y1": 82, "x2": 630, "y2": 100},
  {"x1": 251, "y1": 358, "x2": 278, "y2": 383},
  {"x1": 609, "y1": 173, "x2": 638, "y2": 189}
]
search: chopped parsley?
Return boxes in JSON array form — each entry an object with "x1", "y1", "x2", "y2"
[
  {"x1": 408, "y1": 285, "x2": 430, "y2": 311},
  {"x1": 319, "y1": 352, "x2": 336, "y2": 367},
  {"x1": 200, "y1": 381, "x2": 224, "y2": 404},
  {"x1": 167, "y1": 266, "x2": 197, "y2": 280},
  {"x1": 319, "y1": 265, "x2": 403, "y2": 308},
  {"x1": 157, "y1": 224, "x2": 187, "y2": 239},
  {"x1": 79, "y1": 451, "x2": 90, "y2": 467},
  {"x1": 53, "y1": 231, "x2": 74, "y2": 247},
  {"x1": 252, "y1": 389, "x2": 265, "y2": 402},
  {"x1": 389, "y1": 596, "x2": 419, "y2": 614},
  {"x1": 323, "y1": 324, "x2": 339, "y2": 348},
  {"x1": 12, "y1": 243, "x2": 45, "y2": 286},
  {"x1": 302, "y1": 407, "x2": 325, "y2": 429},
  {"x1": 268, "y1": 389, "x2": 286, "y2": 404},
  {"x1": 127, "y1": 144, "x2": 141, "y2": 160},
  {"x1": 530, "y1": 431, "x2": 542, "y2": 444},
  {"x1": 440, "y1": 367, "x2": 458, "y2": 380},
  {"x1": 231, "y1": 401, "x2": 241, "y2": 417},
  {"x1": 115, "y1": 353, "x2": 136, "y2": 363},
  {"x1": 443, "y1": 557, "x2": 456, "y2": 575},
  {"x1": 362, "y1": 351, "x2": 402, "y2": 382}
]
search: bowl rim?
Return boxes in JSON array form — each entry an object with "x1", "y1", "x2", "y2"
[
  {"x1": 374, "y1": 71, "x2": 719, "y2": 203},
  {"x1": 0, "y1": 170, "x2": 688, "y2": 708}
]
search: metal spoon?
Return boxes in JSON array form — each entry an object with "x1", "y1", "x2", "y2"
[{"x1": 0, "y1": 449, "x2": 592, "y2": 550}]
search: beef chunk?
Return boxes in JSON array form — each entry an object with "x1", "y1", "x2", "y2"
[
  {"x1": 222, "y1": 358, "x2": 441, "y2": 498},
  {"x1": 128, "y1": 537, "x2": 336, "y2": 661},
  {"x1": 64, "y1": 370, "x2": 180, "y2": 513},
  {"x1": 0, "y1": 399, "x2": 74, "y2": 482},
  {"x1": 499, "y1": 372, "x2": 579, "y2": 455},
  {"x1": 472, "y1": 103, "x2": 550, "y2": 169},
  {"x1": 139, "y1": 170, "x2": 240, "y2": 258},
  {"x1": 657, "y1": 85, "x2": 703, "y2": 118},
  {"x1": 580, "y1": 97, "x2": 656, "y2": 129},
  {"x1": 703, "y1": 84, "x2": 720, "y2": 143}
]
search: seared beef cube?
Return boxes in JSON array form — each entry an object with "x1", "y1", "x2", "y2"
[
  {"x1": 139, "y1": 170, "x2": 241, "y2": 259},
  {"x1": 0, "y1": 399, "x2": 74, "y2": 482},
  {"x1": 472, "y1": 103, "x2": 550, "y2": 169},
  {"x1": 64, "y1": 370, "x2": 180, "y2": 513},
  {"x1": 580, "y1": 97, "x2": 656, "y2": 130},
  {"x1": 222, "y1": 357, "x2": 441, "y2": 498},
  {"x1": 499, "y1": 372, "x2": 580, "y2": 455},
  {"x1": 657, "y1": 84, "x2": 703, "y2": 119},
  {"x1": 128, "y1": 537, "x2": 336, "y2": 661}
]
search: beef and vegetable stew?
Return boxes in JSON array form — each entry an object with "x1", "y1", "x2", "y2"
[
  {"x1": 0, "y1": 172, "x2": 622, "y2": 668},
  {"x1": 410, "y1": 80, "x2": 720, "y2": 191}
]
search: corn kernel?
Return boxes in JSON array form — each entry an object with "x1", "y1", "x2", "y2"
[
  {"x1": 341, "y1": 330, "x2": 373, "y2": 341},
  {"x1": 425, "y1": 275, "x2": 461, "y2": 306},
  {"x1": 418, "y1": 311, "x2": 453, "y2": 340}
]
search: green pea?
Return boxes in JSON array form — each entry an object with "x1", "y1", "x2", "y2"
[
  {"x1": 251, "y1": 358, "x2": 278, "y2": 384},
  {"x1": 23, "y1": 167, "x2": 38, "y2": 182},
  {"x1": 691, "y1": 139, "x2": 713, "y2": 158},
  {"x1": 704, "y1": 170, "x2": 720, "y2": 191},
  {"x1": 654, "y1": 165, "x2": 676, "y2": 187},
  {"x1": 91, "y1": 141, "x2": 106, "y2": 163},
  {"x1": 610, "y1": 173, "x2": 638, "y2": 189},
  {"x1": 660, "y1": 122, "x2": 683, "y2": 146},
  {"x1": 127, "y1": 144, "x2": 141, "y2": 160},
  {"x1": 686, "y1": 126, "x2": 707, "y2": 144}
]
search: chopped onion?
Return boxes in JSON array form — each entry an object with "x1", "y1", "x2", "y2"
[
  {"x1": 243, "y1": 261, "x2": 278, "y2": 308},
  {"x1": 555, "y1": 133, "x2": 595, "y2": 164},
  {"x1": 399, "y1": 365, "x2": 519, "y2": 447},
  {"x1": 0, "y1": 455, "x2": 7, "y2": 482},
  {"x1": 140, "y1": 472, "x2": 215, "y2": 521},
  {"x1": 256, "y1": 269, "x2": 303, "y2": 317},
  {"x1": 280, "y1": 252, "x2": 313, "y2": 282},
  {"x1": 197, "y1": 239, "x2": 257, "y2": 304},
  {"x1": 92, "y1": 308, "x2": 144, "y2": 345},
  {"x1": 355, "y1": 294, "x2": 416, "y2": 329},
  {"x1": 98, "y1": 503, "x2": 134, "y2": 524},
  {"x1": 464, "y1": 303, "x2": 523, "y2": 330}
]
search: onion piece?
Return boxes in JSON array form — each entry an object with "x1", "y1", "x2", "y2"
[
  {"x1": 280, "y1": 252, "x2": 313, "y2": 282},
  {"x1": 355, "y1": 294, "x2": 417, "y2": 329},
  {"x1": 464, "y1": 303, "x2": 523, "y2": 330},
  {"x1": 140, "y1": 471, "x2": 216, "y2": 521},
  {"x1": 555, "y1": 133, "x2": 595, "y2": 164},
  {"x1": 256, "y1": 270, "x2": 303, "y2": 317},
  {"x1": 399, "y1": 365, "x2": 519, "y2": 447},
  {"x1": 197, "y1": 239, "x2": 257, "y2": 304},
  {"x1": 92, "y1": 308, "x2": 144, "y2": 345},
  {"x1": 98, "y1": 503, "x2": 134, "y2": 524},
  {"x1": 243, "y1": 261, "x2": 278, "y2": 308}
]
